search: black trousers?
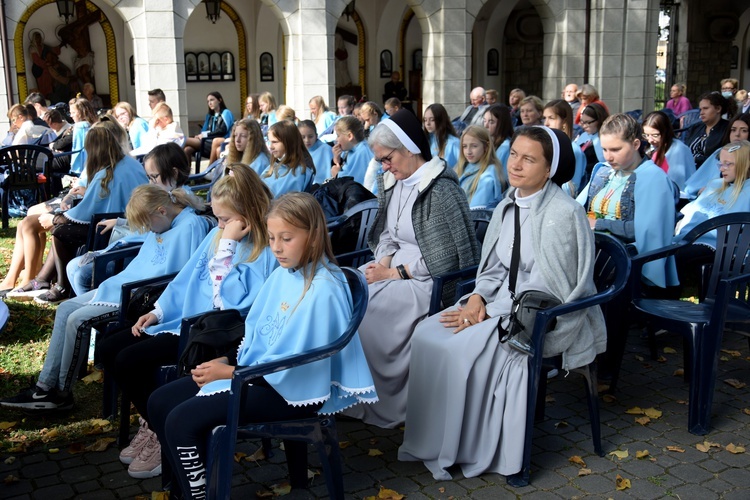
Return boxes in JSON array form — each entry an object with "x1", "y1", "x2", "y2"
[{"x1": 148, "y1": 376, "x2": 319, "y2": 499}]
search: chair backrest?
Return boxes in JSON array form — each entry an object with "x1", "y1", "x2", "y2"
[
  {"x1": 0, "y1": 145, "x2": 53, "y2": 188},
  {"x1": 591, "y1": 232, "x2": 631, "y2": 295},
  {"x1": 330, "y1": 199, "x2": 379, "y2": 257},
  {"x1": 680, "y1": 213, "x2": 750, "y2": 302},
  {"x1": 469, "y1": 207, "x2": 493, "y2": 247},
  {"x1": 86, "y1": 212, "x2": 125, "y2": 252},
  {"x1": 677, "y1": 109, "x2": 701, "y2": 136},
  {"x1": 624, "y1": 109, "x2": 643, "y2": 123}
]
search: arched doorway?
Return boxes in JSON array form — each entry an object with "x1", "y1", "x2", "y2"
[
  {"x1": 15, "y1": 0, "x2": 119, "y2": 105},
  {"x1": 502, "y1": 3, "x2": 543, "y2": 100},
  {"x1": 335, "y1": 3, "x2": 366, "y2": 101},
  {"x1": 398, "y1": 7, "x2": 423, "y2": 117}
]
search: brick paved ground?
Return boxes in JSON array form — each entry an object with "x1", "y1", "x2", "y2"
[{"x1": 2, "y1": 327, "x2": 750, "y2": 499}]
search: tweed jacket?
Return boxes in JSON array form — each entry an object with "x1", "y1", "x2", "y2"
[{"x1": 368, "y1": 156, "x2": 480, "y2": 302}]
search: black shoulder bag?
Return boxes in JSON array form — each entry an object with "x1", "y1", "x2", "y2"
[
  {"x1": 177, "y1": 309, "x2": 246, "y2": 376},
  {"x1": 499, "y1": 203, "x2": 561, "y2": 356}
]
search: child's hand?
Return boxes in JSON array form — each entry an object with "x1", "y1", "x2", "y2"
[
  {"x1": 38, "y1": 213, "x2": 55, "y2": 230},
  {"x1": 222, "y1": 219, "x2": 250, "y2": 241},
  {"x1": 97, "y1": 219, "x2": 117, "y2": 234},
  {"x1": 191, "y1": 358, "x2": 234, "y2": 387},
  {"x1": 132, "y1": 312, "x2": 158, "y2": 337}
]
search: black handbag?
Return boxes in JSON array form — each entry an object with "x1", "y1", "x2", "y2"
[
  {"x1": 498, "y1": 203, "x2": 561, "y2": 356},
  {"x1": 124, "y1": 282, "x2": 170, "y2": 325},
  {"x1": 177, "y1": 309, "x2": 246, "y2": 376}
]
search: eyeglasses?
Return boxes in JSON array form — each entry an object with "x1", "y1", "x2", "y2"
[
  {"x1": 718, "y1": 162, "x2": 735, "y2": 169},
  {"x1": 375, "y1": 147, "x2": 398, "y2": 166},
  {"x1": 642, "y1": 133, "x2": 661, "y2": 140},
  {"x1": 580, "y1": 119, "x2": 596, "y2": 126}
]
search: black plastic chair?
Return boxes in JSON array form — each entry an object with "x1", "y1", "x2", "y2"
[
  {"x1": 675, "y1": 109, "x2": 700, "y2": 138},
  {"x1": 630, "y1": 213, "x2": 750, "y2": 435},
  {"x1": 193, "y1": 137, "x2": 213, "y2": 174},
  {"x1": 205, "y1": 267, "x2": 369, "y2": 500},
  {"x1": 469, "y1": 207, "x2": 493, "y2": 249},
  {"x1": 328, "y1": 198, "x2": 379, "y2": 260},
  {"x1": 82, "y1": 212, "x2": 125, "y2": 253},
  {"x1": 0, "y1": 145, "x2": 53, "y2": 228}
]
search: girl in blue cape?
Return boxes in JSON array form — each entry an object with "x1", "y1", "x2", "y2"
[
  {"x1": 455, "y1": 126, "x2": 507, "y2": 208},
  {"x1": 16, "y1": 124, "x2": 148, "y2": 303},
  {"x1": 577, "y1": 113, "x2": 679, "y2": 290},
  {"x1": 99, "y1": 166, "x2": 277, "y2": 480},
  {"x1": 0, "y1": 185, "x2": 207, "y2": 413},
  {"x1": 299, "y1": 119, "x2": 334, "y2": 184},
  {"x1": 642, "y1": 111, "x2": 696, "y2": 193},
  {"x1": 148, "y1": 192, "x2": 376, "y2": 498},
  {"x1": 331, "y1": 116, "x2": 375, "y2": 185},
  {"x1": 673, "y1": 141, "x2": 750, "y2": 285},
  {"x1": 261, "y1": 120, "x2": 315, "y2": 196},
  {"x1": 65, "y1": 142, "x2": 194, "y2": 296},
  {"x1": 423, "y1": 103, "x2": 460, "y2": 169},
  {"x1": 483, "y1": 103, "x2": 514, "y2": 177},
  {"x1": 221, "y1": 118, "x2": 271, "y2": 176},
  {"x1": 543, "y1": 99, "x2": 587, "y2": 197}
]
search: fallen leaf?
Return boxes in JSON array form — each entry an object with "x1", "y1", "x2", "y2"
[
  {"x1": 677, "y1": 399, "x2": 689, "y2": 405},
  {"x1": 666, "y1": 446, "x2": 685, "y2": 453},
  {"x1": 657, "y1": 355, "x2": 667, "y2": 363},
  {"x1": 569, "y1": 455, "x2": 587, "y2": 467},
  {"x1": 663, "y1": 347, "x2": 677, "y2": 354},
  {"x1": 3, "y1": 457, "x2": 15, "y2": 465},
  {"x1": 369, "y1": 438, "x2": 379, "y2": 445},
  {"x1": 724, "y1": 379, "x2": 747, "y2": 389},
  {"x1": 635, "y1": 416, "x2": 651, "y2": 426},
  {"x1": 42, "y1": 428, "x2": 59, "y2": 442},
  {"x1": 270, "y1": 482, "x2": 291, "y2": 496},
  {"x1": 339, "y1": 441, "x2": 352, "y2": 449},
  {"x1": 625, "y1": 407, "x2": 644, "y2": 415},
  {"x1": 89, "y1": 418, "x2": 111, "y2": 427},
  {"x1": 81, "y1": 369, "x2": 103, "y2": 384},
  {"x1": 368, "y1": 448, "x2": 384, "y2": 456},
  {"x1": 7, "y1": 443, "x2": 27, "y2": 453},
  {"x1": 233, "y1": 452, "x2": 246, "y2": 463},
  {"x1": 307, "y1": 469, "x2": 319, "y2": 480},
  {"x1": 635, "y1": 450, "x2": 649, "y2": 459},
  {"x1": 48, "y1": 448, "x2": 59, "y2": 454},
  {"x1": 151, "y1": 492, "x2": 169, "y2": 500},
  {"x1": 705, "y1": 441, "x2": 721, "y2": 449},
  {"x1": 602, "y1": 394, "x2": 617, "y2": 403},
  {"x1": 720, "y1": 356, "x2": 730, "y2": 362},
  {"x1": 67, "y1": 442, "x2": 86, "y2": 454},
  {"x1": 555, "y1": 421, "x2": 569, "y2": 429},
  {"x1": 134, "y1": 496, "x2": 150, "y2": 500},
  {"x1": 743, "y1": 408, "x2": 750, "y2": 416},
  {"x1": 615, "y1": 474, "x2": 631, "y2": 491},
  {"x1": 373, "y1": 487, "x2": 405, "y2": 500},
  {"x1": 246, "y1": 447, "x2": 266, "y2": 462},
  {"x1": 634, "y1": 355, "x2": 644, "y2": 362},
  {"x1": 721, "y1": 349, "x2": 741, "y2": 357},
  {"x1": 3, "y1": 475, "x2": 19, "y2": 485},
  {"x1": 438, "y1": 487, "x2": 445, "y2": 493},
  {"x1": 696, "y1": 442, "x2": 710, "y2": 453},
  {"x1": 86, "y1": 437, "x2": 115, "y2": 452},
  {"x1": 726, "y1": 443, "x2": 746, "y2": 454},
  {"x1": 255, "y1": 489, "x2": 273, "y2": 499},
  {"x1": 578, "y1": 468, "x2": 592, "y2": 476},
  {"x1": 609, "y1": 449, "x2": 628, "y2": 460},
  {"x1": 0, "y1": 421, "x2": 17, "y2": 430},
  {"x1": 673, "y1": 369, "x2": 684, "y2": 377},
  {"x1": 545, "y1": 394, "x2": 555, "y2": 403},
  {"x1": 644, "y1": 408, "x2": 663, "y2": 419}
]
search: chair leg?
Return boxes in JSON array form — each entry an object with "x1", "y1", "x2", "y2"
[
  {"x1": 321, "y1": 418, "x2": 345, "y2": 499},
  {"x1": 688, "y1": 327, "x2": 720, "y2": 436},
  {"x1": 284, "y1": 439, "x2": 309, "y2": 490},
  {"x1": 581, "y1": 364, "x2": 604, "y2": 456}
]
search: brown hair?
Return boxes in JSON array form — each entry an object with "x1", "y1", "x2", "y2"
[
  {"x1": 84, "y1": 126, "x2": 125, "y2": 198},
  {"x1": 264, "y1": 120, "x2": 310, "y2": 179},
  {"x1": 226, "y1": 118, "x2": 269, "y2": 165}
]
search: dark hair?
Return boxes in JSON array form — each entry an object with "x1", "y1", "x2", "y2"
[
  {"x1": 338, "y1": 95, "x2": 356, "y2": 110},
  {"x1": 25, "y1": 92, "x2": 46, "y2": 106},
  {"x1": 642, "y1": 111, "x2": 675, "y2": 166},
  {"x1": 511, "y1": 126, "x2": 574, "y2": 186},
  {"x1": 424, "y1": 103, "x2": 458, "y2": 156},
  {"x1": 148, "y1": 88, "x2": 166, "y2": 101},
  {"x1": 298, "y1": 119, "x2": 317, "y2": 135},
  {"x1": 582, "y1": 102, "x2": 609, "y2": 126},
  {"x1": 45, "y1": 109, "x2": 64, "y2": 124},
  {"x1": 543, "y1": 99, "x2": 574, "y2": 138},
  {"x1": 483, "y1": 103, "x2": 514, "y2": 147},
  {"x1": 697, "y1": 92, "x2": 728, "y2": 116},
  {"x1": 206, "y1": 91, "x2": 227, "y2": 114},
  {"x1": 143, "y1": 142, "x2": 191, "y2": 187},
  {"x1": 722, "y1": 113, "x2": 750, "y2": 145}
]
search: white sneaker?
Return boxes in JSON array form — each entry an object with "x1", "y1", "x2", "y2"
[
  {"x1": 127, "y1": 431, "x2": 162, "y2": 479},
  {"x1": 119, "y1": 417, "x2": 151, "y2": 465}
]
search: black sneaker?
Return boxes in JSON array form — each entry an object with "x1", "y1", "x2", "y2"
[{"x1": 0, "y1": 386, "x2": 74, "y2": 410}]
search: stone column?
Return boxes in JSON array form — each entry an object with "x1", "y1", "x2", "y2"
[
  {"x1": 419, "y1": 1, "x2": 473, "y2": 119},
  {"x1": 124, "y1": 0, "x2": 188, "y2": 126},
  {"x1": 278, "y1": 1, "x2": 335, "y2": 116}
]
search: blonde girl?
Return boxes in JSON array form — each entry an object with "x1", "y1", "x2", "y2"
[
  {"x1": 309, "y1": 95, "x2": 336, "y2": 135},
  {"x1": 101, "y1": 166, "x2": 278, "y2": 480},
  {"x1": 150, "y1": 192, "x2": 376, "y2": 498},
  {"x1": 455, "y1": 125, "x2": 507, "y2": 207}
]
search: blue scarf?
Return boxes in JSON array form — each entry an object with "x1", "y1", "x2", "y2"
[
  {"x1": 89, "y1": 208, "x2": 209, "y2": 306},
  {"x1": 198, "y1": 262, "x2": 377, "y2": 414}
]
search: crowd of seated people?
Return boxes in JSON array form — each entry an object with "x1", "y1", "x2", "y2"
[{"x1": 1, "y1": 74, "x2": 749, "y2": 499}]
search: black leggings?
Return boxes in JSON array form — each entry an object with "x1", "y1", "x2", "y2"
[
  {"x1": 98, "y1": 329, "x2": 180, "y2": 423},
  {"x1": 148, "y1": 376, "x2": 319, "y2": 499}
]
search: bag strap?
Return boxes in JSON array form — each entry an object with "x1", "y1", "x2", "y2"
[{"x1": 508, "y1": 202, "x2": 521, "y2": 299}]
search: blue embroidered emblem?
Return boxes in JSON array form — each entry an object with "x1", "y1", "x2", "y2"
[{"x1": 259, "y1": 312, "x2": 286, "y2": 346}]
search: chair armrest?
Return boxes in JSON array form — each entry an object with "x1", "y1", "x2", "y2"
[
  {"x1": 91, "y1": 245, "x2": 142, "y2": 288},
  {"x1": 429, "y1": 265, "x2": 479, "y2": 315},
  {"x1": 707, "y1": 271, "x2": 750, "y2": 342},
  {"x1": 629, "y1": 240, "x2": 690, "y2": 297},
  {"x1": 118, "y1": 273, "x2": 178, "y2": 326},
  {"x1": 334, "y1": 247, "x2": 373, "y2": 268},
  {"x1": 176, "y1": 310, "x2": 244, "y2": 356}
]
